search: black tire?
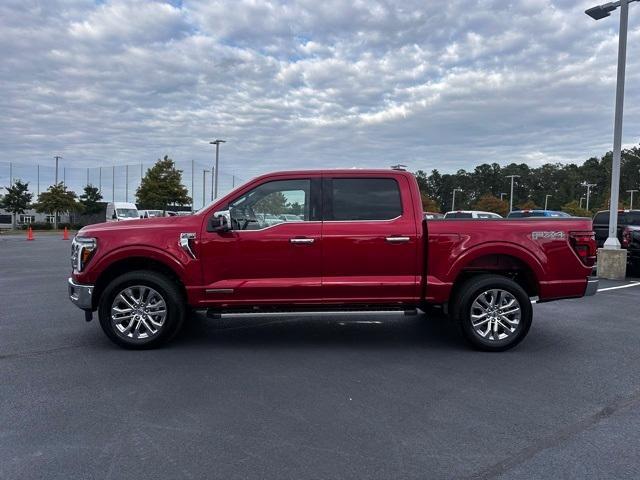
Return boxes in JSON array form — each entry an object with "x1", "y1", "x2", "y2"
[
  {"x1": 451, "y1": 274, "x2": 532, "y2": 352},
  {"x1": 98, "y1": 270, "x2": 186, "y2": 349}
]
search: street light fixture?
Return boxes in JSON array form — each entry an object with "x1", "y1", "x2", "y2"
[
  {"x1": 451, "y1": 188, "x2": 463, "y2": 211},
  {"x1": 54, "y1": 155, "x2": 62, "y2": 185},
  {"x1": 202, "y1": 169, "x2": 209, "y2": 209},
  {"x1": 580, "y1": 182, "x2": 597, "y2": 211},
  {"x1": 586, "y1": 0, "x2": 638, "y2": 249},
  {"x1": 505, "y1": 175, "x2": 520, "y2": 213},
  {"x1": 544, "y1": 194, "x2": 552, "y2": 210},
  {"x1": 499, "y1": 192, "x2": 507, "y2": 201},
  {"x1": 209, "y1": 139, "x2": 226, "y2": 201},
  {"x1": 627, "y1": 189, "x2": 639, "y2": 209}
]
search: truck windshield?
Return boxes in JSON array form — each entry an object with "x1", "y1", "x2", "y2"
[{"x1": 116, "y1": 209, "x2": 139, "y2": 218}]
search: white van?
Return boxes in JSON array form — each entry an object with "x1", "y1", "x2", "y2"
[
  {"x1": 106, "y1": 202, "x2": 139, "y2": 222},
  {"x1": 444, "y1": 210, "x2": 503, "y2": 219},
  {"x1": 139, "y1": 209, "x2": 164, "y2": 219}
]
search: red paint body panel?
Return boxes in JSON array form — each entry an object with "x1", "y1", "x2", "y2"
[{"x1": 75, "y1": 169, "x2": 594, "y2": 310}]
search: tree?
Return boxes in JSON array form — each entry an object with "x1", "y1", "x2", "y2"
[
  {"x1": 421, "y1": 194, "x2": 440, "y2": 213},
  {"x1": 255, "y1": 191, "x2": 287, "y2": 215},
  {"x1": 474, "y1": 194, "x2": 509, "y2": 217},
  {"x1": 136, "y1": 155, "x2": 191, "y2": 209},
  {"x1": 517, "y1": 200, "x2": 540, "y2": 210},
  {"x1": 561, "y1": 200, "x2": 591, "y2": 217},
  {"x1": 35, "y1": 183, "x2": 82, "y2": 229},
  {"x1": 0, "y1": 180, "x2": 33, "y2": 228},
  {"x1": 79, "y1": 185, "x2": 103, "y2": 214}
]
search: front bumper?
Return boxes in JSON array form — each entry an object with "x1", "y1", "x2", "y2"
[
  {"x1": 68, "y1": 277, "x2": 94, "y2": 310},
  {"x1": 584, "y1": 278, "x2": 599, "y2": 297}
]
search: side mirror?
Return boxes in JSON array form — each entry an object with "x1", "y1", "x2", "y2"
[{"x1": 209, "y1": 210, "x2": 231, "y2": 232}]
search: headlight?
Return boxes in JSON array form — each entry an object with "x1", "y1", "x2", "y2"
[{"x1": 71, "y1": 236, "x2": 97, "y2": 273}]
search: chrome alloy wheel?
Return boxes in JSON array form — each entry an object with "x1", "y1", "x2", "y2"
[
  {"x1": 470, "y1": 289, "x2": 521, "y2": 342},
  {"x1": 110, "y1": 286, "x2": 167, "y2": 340}
]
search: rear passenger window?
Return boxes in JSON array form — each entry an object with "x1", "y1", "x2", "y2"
[
  {"x1": 330, "y1": 178, "x2": 402, "y2": 221},
  {"x1": 629, "y1": 212, "x2": 640, "y2": 225},
  {"x1": 447, "y1": 212, "x2": 473, "y2": 219}
]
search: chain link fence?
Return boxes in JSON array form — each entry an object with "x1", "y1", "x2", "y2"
[{"x1": 0, "y1": 160, "x2": 247, "y2": 210}]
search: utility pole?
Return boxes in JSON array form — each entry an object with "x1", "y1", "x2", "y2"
[
  {"x1": 451, "y1": 188, "x2": 462, "y2": 211},
  {"x1": 63, "y1": 167, "x2": 66, "y2": 186},
  {"x1": 209, "y1": 139, "x2": 226, "y2": 200},
  {"x1": 54, "y1": 155, "x2": 62, "y2": 185},
  {"x1": 232, "y1": 175, "x2": 235, "y2": 188},
  {"x1": 191, "y1": 160, "x2": 195, "y2": 212},
  {"x1": 9, "y1": 162, "x2": 12, "y2": 185},
  {"x1": 99, "y1": 167, "x2": 102, "y2": 192},
  {"x1": 125, "y1": 165, "x2": 129, "y2": 202},
  {"x1": 202, "y1": 170, "x2": 209, "y2": 209},
  {"x1": 580, "y1": 197, "x2": 586, "y2": 209},
  {"x1": 544, "y1": 194, "x2": 552, "y2": 210},
  {"x1": 581, "y1": 182, "x2": 596, "y2": 211},
  {"x1": 506, "y1": 175, "x2": 520, "y2": 212},
  {"x1": 628, "y1": 189, "x2": 638, "y2": 209},
  {"x1": 37, "y1": 165, "x2": 40, "y2": 195},
  {"x1": 112, "y1": 166, "x2": 115, "y2": 202}
]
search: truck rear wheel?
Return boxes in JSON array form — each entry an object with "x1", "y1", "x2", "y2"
[
  {"x1": 98, "y1": 270, "x2": 186, "y2": 349},
  {"x1": 452, "y1": 274, "x2": 532, "y2": 351}
]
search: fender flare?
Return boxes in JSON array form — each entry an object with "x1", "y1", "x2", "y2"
[
  {"x1": 446, "y1": 242, "x2": 547, "y2": 284},
  {"x1": 92, "y1": 245, "x2": 187, "y2": 281}
]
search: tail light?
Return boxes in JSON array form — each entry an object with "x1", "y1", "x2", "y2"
[
  {"x1": 622, "y1": 227, "x2": 631, "y2": 248},
  {"x1": 569, "y1": 231, "x2": 597, "y2": 267}
]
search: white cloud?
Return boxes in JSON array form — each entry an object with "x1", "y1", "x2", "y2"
[{"x1": 0, "y1": 0, "x2": 639, "y2": 195}]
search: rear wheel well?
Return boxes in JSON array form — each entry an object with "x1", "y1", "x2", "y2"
[
  {"x1": 449, "y1": 254, "x2": 539, "y2": 308},
  {"x1": 92, "y1": 257, "x2": 186, "y2": 310}
]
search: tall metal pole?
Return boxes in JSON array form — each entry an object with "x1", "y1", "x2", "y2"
[
  {"x1": 211, "y1": 165, "x2": 214, "y2": 202},
  {"x1": 125, "y1": 165, "x2": 129, "y2": 202},
  {"x1": 580, "y1": 197, "x2": 586, "y2": 209},
  {"x1": 452, "y1": 188, "x2": 462, "y2": 211},
  {"x1": 112, "y1": 166, "x2": 115, "y2": 202},
  {"x1": 54, "y1": 155, "x2": 62, "y2": 185},
  {"x1": 191, "y1": 159, "x2": 195, "y2": 212},
  {"x1": 202, "y1": 170, "x2": 208, "y2": 209},
  {"x1": 605, "y1": 0, "x2": 629, "y2": 248},
  {"x1": 232, "y1": 175, "x2": 235, "y2": 188},
  {"x1": 582, "y1": 183, "x2": 596, "y2": 211},
  {"x1": 499, "y1": 193, "x2": 506, "y2": 201},
  {"x1": 506, "y1": 175, "x2": 520, "y2": 212},
  {"x1": 99, "y1": 167, "x2": 102, "y2": 192},
  {"x1": 210, "y1": 139, "x2": 226, "y2": 200},
  {"x1": 628, "y1": 189, "x2": 638, "y2": 209},
  {"x1": 545, "y1": 194, "x2": 551, "y2": 210},
  {"x1": 37, "y1": 165, "x2": 40, "y2": 195},
  {"x1": 86, "y1": 167, "x2": 89, "y2": 186},
  {"x1": 9, "y1": 162, "x2": 12, "y2": 185},
  {"x1": 63, "y1": 167, "x2": 66, "y2": 187}
]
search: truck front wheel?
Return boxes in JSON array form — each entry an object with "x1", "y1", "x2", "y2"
[
  {"x1": 98, "y1": 270, "x2": 186, "y2": 349},
  {"x1": 452, "y1": 274, "x2": 533, "y2": 352}
]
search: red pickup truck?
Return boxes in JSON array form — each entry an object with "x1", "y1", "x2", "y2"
[{"x1": 68, "y1": 169, "x2": 598, "y2": 351}]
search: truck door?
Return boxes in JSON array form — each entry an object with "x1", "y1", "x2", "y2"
[
  {"x1": 199, "y1": 176, "x2": 323, "y2": 305},
  {"x1": 321, "y1": 175, "x2": 420, "y2": 303}
]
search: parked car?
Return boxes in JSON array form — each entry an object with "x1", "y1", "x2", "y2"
[
  {"x1": 68, "y1": 169, "x2": 597, "y2": 352},
  {"x1": 444, "y1": 210, "x2": 502, "y2": 219},
  {"x1": 592, "y1": 209, "x2": 640, "y2": 248},
  {"x1": 105, "y1": 202, "x2": 139, "y2": 222},
  {"x1": 279, "y1": 214, "x2": 304, "y2": 222},
  {"x1": 139, "y1": 209, "x2": 164, "y2": 219},
  {"x1": 622, "y1": 226, "x2": 640, "y2": 276},
  {"x1": 424, "y1": 212, "x2": 444, "y2": 220},
  {"x1": 507, "y1": 210, "x2": 571, "y2": 218}
]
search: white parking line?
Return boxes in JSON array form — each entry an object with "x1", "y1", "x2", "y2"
[{"x1": 598, "y1": 282, "x2": 640, "y2": 292}]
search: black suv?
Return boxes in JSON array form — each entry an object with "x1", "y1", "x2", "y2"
[{"x1": 592, "y1": 210, "x2": 640, "y2": 247}]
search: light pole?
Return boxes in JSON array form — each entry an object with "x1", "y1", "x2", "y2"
[
  {"x1": 544, "y1": 194, "x2": 552, "y2": 210},
  {"x1": 586, "y1": 0, "x2": 638, "y2": 248},
  {"x1": 627, "y1": 189, "x2": 638, "y2": 209},
  {"x1": 451, "y1": 188, "x2": 462, "y2": 211},
  {"x1": 54, "y1": 155, "x2": 62, "y2": 185},
  {"x1": 581, "y1": 182, "x2": 596, "y2": 211},
  {"x1": 202, "y1": 169, "x2": 209, "y2": 209},
  {"x1": 499, "y1": 192, "x2": 507, "y2": 201},
  {"x1": 506, "y1": 175, "x2": 520, "y2": 213},
  {"x1": 209, "y1": 139, "x2": 226, "y2": 200},
  {"x1": 580, "y1": 196, "x2": 586, "y2": 209}
]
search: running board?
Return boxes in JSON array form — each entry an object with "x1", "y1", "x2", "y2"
[{"x1": 206, "y1": 305, "x2": 419, "y2": 317}]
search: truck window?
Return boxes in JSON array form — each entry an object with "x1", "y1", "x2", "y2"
[
  {"x1": 446, "y1": 212, "x2": 473, "y2": 219},
  {"x1": 330, "y1": 178, "x2": 402, "y2": 221},
  {"x1": 229, "y1": 179, "x2": 310, "y2": 230},
  {"x1": 629, "y1": 212, "x2": 640, "y2": 226}
]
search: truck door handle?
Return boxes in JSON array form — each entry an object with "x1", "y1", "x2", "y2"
[
  {"x1": 386, "y1": 236, "x2": 410, "y2": 243},
  {"x1": 290, "y1": 237, "x2": 315, "y2": 244}
]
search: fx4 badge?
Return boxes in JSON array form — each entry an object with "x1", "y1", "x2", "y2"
[{"x1": 532, "y1": 231, "x2": 565, "y2": 241}]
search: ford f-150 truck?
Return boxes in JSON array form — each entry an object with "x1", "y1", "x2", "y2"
[{"x1": 68, "y1": 169, "x2": 598, "y2": 351}]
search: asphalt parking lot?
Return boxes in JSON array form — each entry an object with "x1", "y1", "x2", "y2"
[{"x1": 1, "y1": 235, "x2": 640, "y2": 480}]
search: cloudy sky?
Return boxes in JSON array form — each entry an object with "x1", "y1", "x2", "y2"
[{"x1": 1, "y1": 0, "x2": 639, "y2": 189}]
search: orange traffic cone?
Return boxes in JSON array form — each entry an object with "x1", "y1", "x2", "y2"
[
  {"x1": 27, "y1": 226, "x2": 34, "y2": 241},
  {"x1": 62, "y1": 227, "x2": 69, "y2": 240}
]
